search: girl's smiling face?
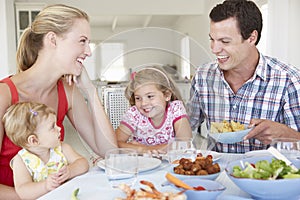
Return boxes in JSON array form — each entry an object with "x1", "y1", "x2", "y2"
[{"x1": 134, "y1": 84, "x2": 170, "y2": 123}]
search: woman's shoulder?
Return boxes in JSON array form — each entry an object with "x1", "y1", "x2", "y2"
[
  {"x1": 0, "y1": 82, "x2": 13, "y2": 107},
  {"x1": 0, "y1": 83, "x2": 12, "y2": 97}
]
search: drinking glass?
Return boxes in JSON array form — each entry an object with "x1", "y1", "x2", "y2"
[
  {"x1": 270, "y1": 138, "x2": 300, "y2": 160},
  {"x1": 105, "y1": 148, "x2": 138, "y2": 188},
  {"x1": 167, "y1": 137, "x2": 196, "y2": 164}
]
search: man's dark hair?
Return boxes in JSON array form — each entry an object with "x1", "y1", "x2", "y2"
[{"x1": 209, "y1": 0, "x2": 262, "y2": 45}]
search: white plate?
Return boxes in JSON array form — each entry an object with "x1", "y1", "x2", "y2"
[
  {"x1": 209, "y1": 128, "x2": 252, "y2": 144},
  {"x1": 244, "y1": 150, "x2": 272, "y2": 158},
  {"x1": 97, "y1": 157, "x2": 162, "y2": 172},
  {"x1": 197, "y1": 150, "x2": 222, "y2": 162}
]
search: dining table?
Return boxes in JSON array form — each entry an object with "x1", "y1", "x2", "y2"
[{"x1": 38, "y1": 152, "x2": 253, "y2": 200}]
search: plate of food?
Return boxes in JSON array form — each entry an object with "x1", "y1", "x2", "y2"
[
  {"x1": 209, "y1": 120, "x2": 252, "y2": 144},
  {"x1": 168, "y1": 155, "x2": 222, "y2": 180},
  {"x1": 97, "y1": 156, "x2": 162, "y2": 172}
]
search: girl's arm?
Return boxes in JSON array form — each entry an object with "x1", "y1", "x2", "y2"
[
  {"x1": 116, "y1": 124, "x2": 167, "y2": 154},
  {"x1": 13, "y1": 155, "x2": 58, "y2": 200},
  {"x1": 65, "y1": 67, "x2": 117, "y2": 158},
  {"x1": 58, "y1": 142, "x2": 89, "y2": 182},
  {"x1": 174, "y1": 117, "x2": 193, "y2": 138}
]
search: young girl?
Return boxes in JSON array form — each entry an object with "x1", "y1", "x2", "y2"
[
  {"x1": 116, "y1": 66, "x2": 192, "y2": 154},
  {"x1": 2, "y1": 102, "x2": 89, "y2": 199}
]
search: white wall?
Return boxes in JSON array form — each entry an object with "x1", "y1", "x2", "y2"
[
  {"x1": 1, "y1": 0, "x2": 300, "y2": 79},
  {"x1": 263, "y1": 0, "x2": 300, "y2": 67},
  {"x1": 288, "y1": 0, "x2": 300, "y2": 68},
  {"x1": 0, "y1": 0, "x2": 17, "y2": 79}
]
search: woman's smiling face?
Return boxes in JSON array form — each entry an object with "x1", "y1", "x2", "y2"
[{"x1": 55, "y1": 18, "x2": 91, "y2": 76}]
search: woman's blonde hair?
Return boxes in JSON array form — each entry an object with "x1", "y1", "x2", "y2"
[
  {"x1": 16, "y1": 4, "x2": 89, "y2": 72},
  {"x1": 125, "y1": 66, "x2": 183, "y2": 106},
  {"x1": 2, "y1": 102, "x2": 56, "y2": 148}
]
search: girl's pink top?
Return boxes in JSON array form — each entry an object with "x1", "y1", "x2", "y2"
[{"x1": 120, "y1": 100, "x2": 188, "y2": 145}]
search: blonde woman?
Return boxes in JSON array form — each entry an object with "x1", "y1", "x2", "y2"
[
  {"x1": 0, "y1": 4, "x2": 117, "y2": 199},
  {"x1": 3, "y1": 102, "x2": 89, "y2": 199},
  {"x1": 116, "y1": 66, "x2": 192, "y2": 154}
]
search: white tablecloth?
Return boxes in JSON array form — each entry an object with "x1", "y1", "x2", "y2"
[{"x1": 38, "y1": 153, "x2": 253, "y2": 200}]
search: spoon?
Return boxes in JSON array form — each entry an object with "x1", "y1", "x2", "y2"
[
  {"x1": 165, "y1": 173, "x2": 196, "y2": 190},
  {"x1": 267, "y1": 146, "x2": 298, "y2": 171}
]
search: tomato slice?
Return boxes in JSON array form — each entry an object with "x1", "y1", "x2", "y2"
[{"x1": 193, "y1": 186, "x2": 206, "y2": 190}]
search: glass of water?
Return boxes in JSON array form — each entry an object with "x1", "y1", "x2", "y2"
[
  {"x1": 167, "y1": 137, "x2": 196, "y2": 164},
  {"x1": 105, "y1": 148, "x2": 138, "y2": 188},
  {"x1": 271, "y1": 138, "x2": 300, "y2": 160}
]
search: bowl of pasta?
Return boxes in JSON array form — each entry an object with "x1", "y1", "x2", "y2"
[{"x1": 209, "y1": 120, "x2": 251, "y2": 143}]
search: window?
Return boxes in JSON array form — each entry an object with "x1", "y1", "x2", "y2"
[
  {"x1": 15, "y1": 3, "x2": 45, "y2": 43},
  {"x1": 100, "y1": 43, "x2": 126, "y2": 82},
  {"x1": 257, "y1": 3, "x2": 268, "y2": 55},
  {"x1": 180, "y1": 35, "x2": 190, "y2": 79}
]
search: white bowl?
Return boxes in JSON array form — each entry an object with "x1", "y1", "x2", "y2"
[
  {"x1": 226, "y1": 156, "x2": 300, "y2": 200},
  {"x1": 168, "y1": 164, "x2": 221, "y2": 180},
  {"x1": 173, "y1": 179, "x2": 225, "y2": 200},
  {"x1": 209, "y1": 128, "x2": 252, "y2": 143}
]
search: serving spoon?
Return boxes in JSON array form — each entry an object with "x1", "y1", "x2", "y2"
[
  {"x1": 267, "y1": 146, "x2": 298, "y2": 171},
  {"x1": 165, "y1": 173, "x2": 206, "y2": 190}
]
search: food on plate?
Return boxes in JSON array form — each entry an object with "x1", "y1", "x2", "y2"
[
  {"x1": 171, "y1": 158, "x2": 192, "y2": 165},
  {"x1": 71, "y1": 188, "x2": 79, "y2": 200},
  {"x1": 173, "y1": 155, "x2": 220, "y2": 176},
  {"x1": 115, "y1": 180, "x2": 186, "y2": 200},
  {"x1": 211, "y1": 120, "x2": 245, "y2": 133},
  {"x1": 232, "y1": 158, "x2": 300, "y2": 180}
]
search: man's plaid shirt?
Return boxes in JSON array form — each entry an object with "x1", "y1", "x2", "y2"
[{"x1": 189, "y1": 53, "x2": 300, "y2": 153}]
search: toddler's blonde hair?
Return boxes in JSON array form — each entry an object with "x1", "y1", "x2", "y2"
[{"x1": 3, "y1": 102, "x2": 56, "y2": 148}]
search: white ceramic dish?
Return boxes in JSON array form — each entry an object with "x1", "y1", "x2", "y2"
[
  {"x1": 162, "y1": 150, "x2": 222, "y2": 162},
  {"x1": 197, "y1": 150, "x2": 222, "y2": 162},
  {"x1": 226, "y1": 156, "x2": 300, "y2": 200},
  {"x1": 244, "y1": 150, "x2": 272, "y2": 158},
  {"x1": 172, "y1": 179, "x2": 225, "y2": 200},
  {"x1": 168, "y1": 166, "x2": 222, "y2": 181},
  {"x1": 97, "y1": 157, "x2": 162, "y2": 172},
  {"x1": 209, "y1": 128, "x2": 252, "y2": 144}
]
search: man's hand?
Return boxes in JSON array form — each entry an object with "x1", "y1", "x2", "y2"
[{"x1": 244, "y1": 119, "x2": 298, "y2": 144}]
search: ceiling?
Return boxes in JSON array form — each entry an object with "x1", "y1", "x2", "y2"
[
  {"x1": 90, "y1": 15, "x2": 181, "y2": 31},
  {"x1": 15, "y1": 0, "x2": 206, "y2": 31}
]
